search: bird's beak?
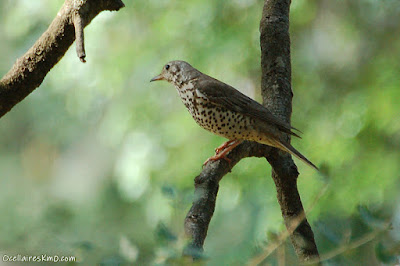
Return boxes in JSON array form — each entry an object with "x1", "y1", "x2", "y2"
[{"x1": 150, "y1": 74, "x2": 164, "y2": 82}]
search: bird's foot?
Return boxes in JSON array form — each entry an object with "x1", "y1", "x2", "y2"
[
  {"x1": 203, "y1": 153, "x2": 232, "y2": 166},
  {"x1": 215, "y1": 139, "x2": 237, "y2": 154},
  {"x1": 204, "y1": 140, "x2": 242, "y2": 166}
]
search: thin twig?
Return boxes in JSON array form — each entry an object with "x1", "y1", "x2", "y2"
[
  {"x1": 305, "y1": 222, "x2": 391, "y2": 265},
  {"x1": 247, "y1": 182, "x2": 330, "y2": 266},
  {"x1": 73, "y1": 11, "x2": 86, "y2": 63}
]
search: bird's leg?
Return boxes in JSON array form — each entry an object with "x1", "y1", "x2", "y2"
[
  {"x1": 215, "y1": 139, "x2": 237, "y2": 154},
  {"x1": 204, "y1": 140, "x2": 243, "y2": 166}
]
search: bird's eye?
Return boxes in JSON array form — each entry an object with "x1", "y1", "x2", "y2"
[{"x1": 165, "y1": 64, "x2": 170, "y2": 70}]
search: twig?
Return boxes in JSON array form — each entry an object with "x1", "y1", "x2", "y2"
[
  {"x1": 305, "y1": 221, "x2": 391, "y2": 265},
  {"x1": 73, "y1": 11, "x2": 86, "y2": 62},
  {"x1": 247, "y1": 182, "x2": 330, "y2": 266}
]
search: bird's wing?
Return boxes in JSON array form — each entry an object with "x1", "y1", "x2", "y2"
[{"x1": 195, "y1": 76, "x2": 301, "y2": 138}]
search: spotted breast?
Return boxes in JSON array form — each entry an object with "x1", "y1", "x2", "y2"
[{"x1": 176, "y1": 81, "x2": 257, "y2": 141}]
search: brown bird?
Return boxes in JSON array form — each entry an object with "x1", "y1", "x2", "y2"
[{"x1": 151, "y1": 60, "x2": 318, "y2": 170}]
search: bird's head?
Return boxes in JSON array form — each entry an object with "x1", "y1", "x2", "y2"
[{"x1": 150, "y1": 60, "x2": 200, "y2": 87}]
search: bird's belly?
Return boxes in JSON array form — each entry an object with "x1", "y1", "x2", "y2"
[{"x1": 188, "y1": 102, "x2": 256, "y2": 140}]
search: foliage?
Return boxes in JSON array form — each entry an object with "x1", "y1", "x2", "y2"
[{"x1": 0, "y1": 0, "x2": 399, "y2": 264}]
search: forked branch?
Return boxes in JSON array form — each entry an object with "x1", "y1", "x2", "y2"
[{"x1": 183, "y1": 0, "x2": 320, "y2": 263}]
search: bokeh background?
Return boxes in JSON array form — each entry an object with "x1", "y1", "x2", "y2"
[{"x1": 0, "y1": 0, "x2": 399, "y2": 264}]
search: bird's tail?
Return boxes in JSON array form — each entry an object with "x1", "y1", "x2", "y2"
[{"x1": 274, "y1": 140, "x2": 319, "y2": 170}]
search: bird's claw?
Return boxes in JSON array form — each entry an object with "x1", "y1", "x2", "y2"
[
  {"x1": 203, "y1": 154, "x2": 231, "y2": 167},
  {"x1": 204, "y1": 140, "x2": 242, "y2": 167},
  {"x1": 214, "y1": 140, "x2": 236, "y2": 155}
]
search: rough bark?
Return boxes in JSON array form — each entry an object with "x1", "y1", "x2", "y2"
[
  {"x1": 184, "y1": 0, "x2": 320, "y2": 263},
  {"x1": 0, "y1": 0, "x2": 125, "y2": 118},
  {"x1": 184, "y1": 141, "x2": 271, "y2": 258},
  {"x1": 260, "y1": 0, "x2": 320, "y2": 262}
]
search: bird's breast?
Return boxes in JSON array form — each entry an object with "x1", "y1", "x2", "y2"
[{"x1": 176, "y1": 86, "x2": 257, "y2": 140}]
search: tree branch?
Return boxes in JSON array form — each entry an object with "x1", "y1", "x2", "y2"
[
  {"x1": 260, "y1": 0, "x2": 319, "y2": 262},
  {"x1": 0, "y1": 0, "x2": 125, "y2": 118},
  {"x1": 184, "y1": 0, "x2": 320, "y2": 263},
  {"x1": 73, "y1": 1, "x2": 87, "y2": 63},
  {"x1": 183, "y1": 141, "x2": 271, "y2": 258}
]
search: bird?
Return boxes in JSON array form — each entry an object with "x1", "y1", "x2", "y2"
[{"x1": 150, "y1": 60, "x2": 318, "y2": 170}]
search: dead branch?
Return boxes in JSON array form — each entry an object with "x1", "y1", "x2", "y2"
[{"x1": 0, "y1": 0, "x2": 125, "y2": 118}]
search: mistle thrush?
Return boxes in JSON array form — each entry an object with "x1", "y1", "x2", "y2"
[{"x1": 151, "y1": 60, "x2": 317, "y2": 170}]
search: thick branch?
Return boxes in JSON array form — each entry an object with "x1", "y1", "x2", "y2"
[
  {"x1": 260, "y1": 0, "x2": 319, "y2": 262},
  {"x1": 184, "y1": 141, "x2": 271, "y2": 257},
  {"x1": 0, "y1": 0, "x2": 125, "y2": 118}
]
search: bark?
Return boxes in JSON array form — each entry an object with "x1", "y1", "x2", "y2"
[
  {"x1": 260, "y1": 0, "x2": 320, "y2": 262},
  {"x1": 184, "y1": 0, "x2": 320, "y2": 263},
  {"x1": 0, "y1": 0, "x2": 125, "y2": 118},
  {"x1": 184, "y1": 141, "x2": 271, "y2": 258}
]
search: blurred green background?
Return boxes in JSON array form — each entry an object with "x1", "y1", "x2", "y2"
[{"x1": 0, "y1": 0, "x2": 399, "y2": 264}]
